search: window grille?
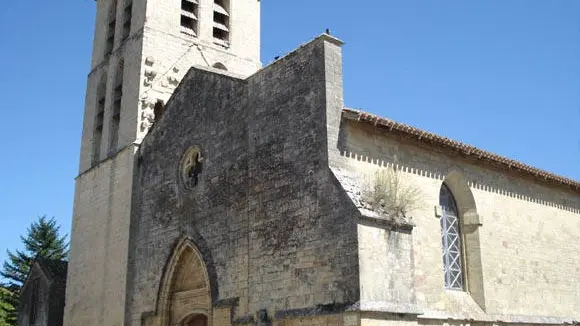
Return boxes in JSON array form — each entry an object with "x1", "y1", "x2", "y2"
[{"x1": 439, "y1": 183, "x2": 464, "y2": 290}]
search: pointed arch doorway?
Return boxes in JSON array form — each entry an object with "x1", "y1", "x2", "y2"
[
  {"x1": 156, "y1": 238, "x2": 212, "y2": 326},
  {"x1": 182, "y1": 314, "x2": 208, "y2": 326}
]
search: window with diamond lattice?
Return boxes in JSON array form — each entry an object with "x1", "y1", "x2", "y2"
[{"x1": 440, "y1": 183, "x2": 464, "y2": 290}]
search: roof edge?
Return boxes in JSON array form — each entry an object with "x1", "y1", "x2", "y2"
[{"x1": 342, "y1": 108, "x2": 580, "y2": 191}]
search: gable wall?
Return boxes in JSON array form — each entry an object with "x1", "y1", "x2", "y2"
[
  {"x1": 18, "y1": 267, "x2": 50, "y2": 326},
  {"x1": 126, "y1": 36, "x2": 360, "y2": 325}
]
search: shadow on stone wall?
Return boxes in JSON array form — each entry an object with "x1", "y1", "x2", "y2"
[{"x1": 337, "y1": 146, "x2": 580, "y2": 214}]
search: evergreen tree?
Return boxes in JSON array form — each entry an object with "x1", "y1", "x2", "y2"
[
  {"x1": 0, "y1": 285, "x2": 16, "y2": 326},
  {"x1": 0, "y1": 216, "x2": 69, "y2": 325}
]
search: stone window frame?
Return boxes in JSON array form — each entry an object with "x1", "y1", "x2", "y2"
[
  {"x1": 108, "y1": 58, "x2": 124, "y2": 154},
  {"x1": 439, "y1": 183, "x2": 465, "y2": 290},
  {"x1": 180, "y1": 0, "x2": 199, "y2": 37},
  {"x1": 212, "y1": 0, "x2": 230, "y2": 47},
  {"x1": 104, "y1": 0, "x2": 117, "y2": 56},
  {"x1": 438, "y1": 170, "x2": 485, "y2": 309},
  {"x1": 178, "y1": 146, "x2": 204, "y2": 191},
  {"x1": 92, "y1": 71, "x2": 108, "y2": 165},
  {"x1": 121, "y1": 0, "x2": 132, "y2": 41}
]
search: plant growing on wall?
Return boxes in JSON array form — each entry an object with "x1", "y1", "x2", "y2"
[{"x1": 362, "y1": 166, "x2": 424, "y2": 218}]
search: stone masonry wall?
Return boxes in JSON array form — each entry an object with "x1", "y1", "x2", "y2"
[
  {"x1": 81, "y1": 0, "x2": 261, "y2": 172},
  {"x1": 89, "y1": 0, "x2": 147, "y2": 70},
  {"x1": 64, "y1": 146, "x2": 137, "y2": 326},
  {"x1": 71, "y1": 0, "x2": 262, "y2": 325},
  {"x1": 144, "y1": 0, "x2": 260, "y2": 65},
  {"x1": 137, "y1": 0, "x2": 261, "y2": 142},
  {"x1": 17, "y1": 267, "x2": 49, "y2": 326},
  {"x1": 126, "y1": 35, "x2": 360, "y2": 325},
  {"x1": 79, "y1": 37, "x2": 143, "y2": 174},
  {"x1": 71, "y1": 1, "x2": 262, "y2": 325},
  {"x1": 137, "y1": 26, "x2": 261, "y2": 142},
  {"x1": 337, "y1": 119, "x2": 580, "y2": 324}
]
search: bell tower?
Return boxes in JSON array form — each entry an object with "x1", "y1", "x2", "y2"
[{"x1": 64, "y1": 0, "x2": 261, "y2": 325}]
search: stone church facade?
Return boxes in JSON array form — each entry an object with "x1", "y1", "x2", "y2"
[{"x1": 64, "y1": 1, "x2": 580, "y2": 326}]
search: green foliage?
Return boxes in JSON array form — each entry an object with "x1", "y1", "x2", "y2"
[
  {"x1": 0, "y1": 284, "x2": 17, "y2": 326},
  {"x1": 1, "y1": 216, "x2": 69, "y2": 286},
  {"x1": 0, "y1": 216, "x2": 69, "y2": 325}
]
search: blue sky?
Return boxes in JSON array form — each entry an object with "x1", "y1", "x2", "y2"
[{"x1": 0, "y1": 0, "x2": 578, "y2": 271}]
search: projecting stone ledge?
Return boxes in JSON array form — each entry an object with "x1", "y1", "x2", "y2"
[{"x1": 331, "y1": 167, "x2": 415, "y2": 231}]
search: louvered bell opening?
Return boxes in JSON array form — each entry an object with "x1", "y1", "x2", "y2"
[
  {"x1": 97, "y1": 96, "x2": 106, "y2": 109},
  {"x1": 181, "y1": 0, "x2": 198, "y2": 14},
  {"x1": 124, "y1": 2, "x2": 132, "y2": 18},
  {"x1": 213, "y1": 2, "x2": 229, "y2": 16},
  {"x1": 112, "y1": 101, "x2": 121, "y2": 119},
  {"x1": 213, "y1": 0, "x2": 229, "y2": 45},
  {"x1": 122, "y1": 4, "x2": 132, "y2": 40},
  {"x1": 181, "y1": 0, "x2": 198, "y2": 36},
  {"x1": 214, "y1": 9, "x2": 228, "y2": 25},
  {"x1": 213, "y1": 22, "x2": 229, "y2": 32},
  {"x1": 114, "y1": 83, "x2": 123, "y2": 98},
  {"x1": 105, "y1": 19, "x2": 116, "y2": 55},
  {"x1": 95, "y1": 111, "x2": 104, "y2": 130},
  {"x1": 96, "y1": 96, "x2": 106, "y2": 127},
  {"x1": 213, "y1": 27, "x2": 229, "y2": 44},
  {"x1": 180, "y1": 16, "x2": 197, "y2": 36}
]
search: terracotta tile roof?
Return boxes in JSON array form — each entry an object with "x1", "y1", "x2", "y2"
[{"x1": 342, "y1": 108, "x2": 580, "y2": 191}]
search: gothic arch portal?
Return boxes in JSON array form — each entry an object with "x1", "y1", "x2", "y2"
[{"x1": 156, "y1": 237, "x2": 212, "y2": 326}]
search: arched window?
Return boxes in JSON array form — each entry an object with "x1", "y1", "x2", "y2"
[
  {"x1": 105, "y1": 0, "x2": 117, "y2": 55},
  {"x1": 440, "y1": 183, "x2": 464, "y2": 290},
  {"x1": 121, "y1": 0, "x2": 132, "y2": 40},
  {"x1": 109, "y1": 59, "x2": 123, "y2": 153},
  {"x1": 212, "y1": 62, "x2": 227, "y2": 71},
  {"x1": 93, "y1": 73, "x2": 107, "y2": 164}
]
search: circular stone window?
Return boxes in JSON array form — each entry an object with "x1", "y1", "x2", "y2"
[{"x1": 178, "y1": 146, "x2": 204, "y2": 191}]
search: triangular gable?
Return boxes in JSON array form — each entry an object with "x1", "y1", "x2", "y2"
[
  {"x1": 20, "y1": 258, "x2": 67, "y2": 293},
  {"x1": 20, "y1": 261, "x2": 49, "y2": 295}
]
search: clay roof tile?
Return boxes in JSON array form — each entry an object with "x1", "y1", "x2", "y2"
[{"x1": 342, "y1": 108, "x2": 580, "y2": 191}]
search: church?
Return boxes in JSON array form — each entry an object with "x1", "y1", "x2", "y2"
[{"x1": 60, "y1": 0, "x2": 580, "y2": 325}]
